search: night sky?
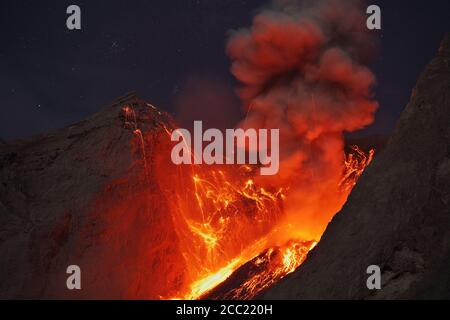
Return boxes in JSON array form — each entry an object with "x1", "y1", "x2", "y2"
[{"x1": 1, "y1": 0, "x2": 449, "y2": 140}]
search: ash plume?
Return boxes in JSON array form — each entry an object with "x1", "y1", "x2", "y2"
[{"x1": 227, "y1": 0, "x2": 378, "y2": 240}]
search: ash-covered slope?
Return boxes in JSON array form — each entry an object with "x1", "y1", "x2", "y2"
[
  {"x1": 0, "y1": 93, "x2": 185, "y2": 299},
  {"x1": 264, "y1": 34, "x2": 450, "y2": 300}
]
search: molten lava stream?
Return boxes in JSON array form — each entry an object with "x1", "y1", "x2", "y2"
[{"x1": 166, "y1": 146, "x2": 373, "y2": 300}]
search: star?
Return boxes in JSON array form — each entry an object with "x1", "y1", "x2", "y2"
[{"x1": 108, "y1": 41, "x2": 125, "y2": 55}]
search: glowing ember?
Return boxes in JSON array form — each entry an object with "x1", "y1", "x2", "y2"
[
  {"x1": 169, "y1": 166, "x2": 285, "y2": 288},
  {"x1": 177, "y1": 257, "x2": 244, "y2": 300},
  {"x1": 340, "y1": 146, "x2": 375, "y2": 192},
  {"x1": 156, "y1": 143, "x2": 373, "y2": 300},
  {"x1": 205, "y1": 240, "x2": 318, "y2": 300},
  {"x1": 117, "y1": 109, "x2": 379, "y2": 300},
  {"x1": 152, "y1": 0, "x2": 379, "y2": 300}
]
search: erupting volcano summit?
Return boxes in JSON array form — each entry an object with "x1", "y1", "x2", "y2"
[{"x1": 0, "y1": 90, "x2": 374, "y2": 299}]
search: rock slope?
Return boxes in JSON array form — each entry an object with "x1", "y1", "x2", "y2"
[
  {"x1": 0, "y1": 93, "x2": 184, "y2": 299},
  {"x1": 264, "y1": 34, "x2": 450, "y2": 299}
]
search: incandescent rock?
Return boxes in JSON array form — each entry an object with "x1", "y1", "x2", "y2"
[{"x1": 264, "y1": 34, "x2": 450, "y2": 300}]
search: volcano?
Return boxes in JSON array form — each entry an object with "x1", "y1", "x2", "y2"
[
  {"x1": 0, "y1": 91, "x2": 372, "y2": 299},
  {"x1": 1, "y1": 34, "x2": 449, "y2": 300}
]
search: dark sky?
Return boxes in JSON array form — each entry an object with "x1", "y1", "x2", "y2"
[{"x1": 0, "y1": 0, "x2": 449, "y2": 140}]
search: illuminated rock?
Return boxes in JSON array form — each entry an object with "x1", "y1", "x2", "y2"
[{"x1": 0, "y1": 93, "x2": 185, "y2": 299}]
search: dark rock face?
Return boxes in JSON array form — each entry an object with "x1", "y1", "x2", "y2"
[
  {"x1": 264, "y1": 34, "x2": 450, "y2": 300},
  {"x1": 0, "y1": 93, "x2": 185, "y2": 299}
]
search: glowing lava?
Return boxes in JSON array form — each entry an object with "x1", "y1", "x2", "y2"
[
  {"x1": 339, "y1": 146, "x2": 375, "y2": 192},
  {"x1": 159, "y1": 0, "x2": 380, "y2": 301},
  {"x1": 162, "y1": 145, "x2": 373, "y2": 300},
  {"x1": 205, "y1": 240, "x2": 319, "y2": 300}
]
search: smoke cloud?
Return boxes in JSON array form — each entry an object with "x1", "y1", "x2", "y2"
[{"x1": 227, "y1": 0, "x2": 378, "y2": 240}]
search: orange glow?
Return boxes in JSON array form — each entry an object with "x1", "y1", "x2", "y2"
[
  {"x1": 207, "y1": 240, "x2": 318, "y2": 300},
  {"x1": 156, "y1": 141, "x2": 373, "y2": 299},
  {"x1": 177, "y1": 256, "x2": 244, "y2": 300},
  {"x1": 85, "y1": 102, "x2": 376, "y2": 300},
  {"x1": 339, "y1": 145, "x2": 374, "y2": 192},
  {"x1": 149, "y1": 123, "x2": 375, "y2": 300}
]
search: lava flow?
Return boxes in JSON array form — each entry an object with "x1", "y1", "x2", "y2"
[
  {"x1": 202, "y1": 240, "x2": 318, "y2": 300},
  {"x1": 158, "y1": 139, "x2": 374, "y2": 300},
  {"x1": 150, "y1": 0, "x2": 379, "y2": 300}
]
